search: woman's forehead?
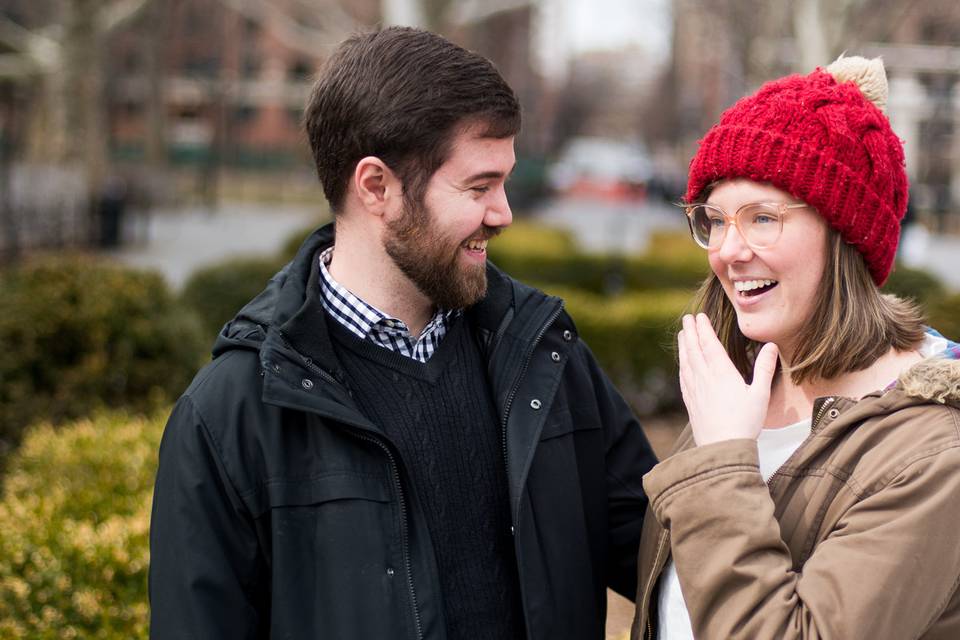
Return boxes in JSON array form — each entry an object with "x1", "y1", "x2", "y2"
[{"x1": 706, "y1": 179, "x2": 800, "y2": 206}]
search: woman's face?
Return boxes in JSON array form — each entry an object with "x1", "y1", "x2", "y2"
[{"x1": 705, "y1": 179, "x2": 829, "y2": 359}]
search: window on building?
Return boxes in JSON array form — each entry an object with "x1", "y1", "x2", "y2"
[
  {"x1": 288, "y1": 107, "x2": 304, "y2": 127},
  {"x1": 289, "y1": 58, "x2": 314, "y2": 82},
  {"x1": 242, "y1": 54, "x2": 261, "y2": 79},
  {"x1": 234, "y1": 105, "x2": 259, "y2": 123},
  {"x1": 920, "y1": 18, "x2": 960, "y2": 45}
]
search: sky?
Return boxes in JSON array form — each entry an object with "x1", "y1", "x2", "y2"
[
  {"x1": 567, "y1": 0, "x2": 671, "y2": 56},
  {"x1": 535, "y1": 0, "x2": 672, "y2": 81}
]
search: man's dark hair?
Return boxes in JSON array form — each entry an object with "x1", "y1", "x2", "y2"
[{"x1": 303, "y1": 27, "x2": 521, "y2": 212}]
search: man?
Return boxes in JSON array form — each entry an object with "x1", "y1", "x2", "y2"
[{"x1": 149, "y1": 27, "x2": 656, "y2": 640}]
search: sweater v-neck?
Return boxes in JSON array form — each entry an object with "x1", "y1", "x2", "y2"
[{"x1": 327, "y1": 312, "x2": 467, "y2": 385}]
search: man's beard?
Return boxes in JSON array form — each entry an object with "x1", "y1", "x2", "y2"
[{"x1": 383, "y1": 198, "x2": 496, "y2": 310}]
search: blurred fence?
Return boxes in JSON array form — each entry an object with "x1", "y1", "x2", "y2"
[{"x1": 0, "y1": 165, "x2": 89, "y2": 258}]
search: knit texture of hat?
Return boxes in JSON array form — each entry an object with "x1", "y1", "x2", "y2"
[{"x1": 684, "y1": 57, "x2": 908, "y2": 285}]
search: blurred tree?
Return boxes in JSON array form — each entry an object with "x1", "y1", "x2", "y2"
[
  {"x1": 0, "y1": 0, "x2": 151, "y2": 196},
  {"x1": 791, "y1": 0, "x2": 868, "y2": 72}
]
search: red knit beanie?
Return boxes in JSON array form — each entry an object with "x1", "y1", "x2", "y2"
[{"x1": 684, "y1": 56, "x2": 908, "y2": 285}]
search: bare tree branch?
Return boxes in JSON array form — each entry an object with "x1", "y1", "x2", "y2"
[
  {"x1": 216, "y1": 0, "x2": 357, "y2": 57},
  {"x1": 0, "y1": 16, "x2": 61, "y2": 70},
  {"x1": 100, "y1": 0, "x2": 153, "y2": 34},
  {"x1": 0, "y1": 52, "x2": 44, "y2": 78},
  {"x1": 285, "y1": 0, "x2": 359, "y2": 35}
]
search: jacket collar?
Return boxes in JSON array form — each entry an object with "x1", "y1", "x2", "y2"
[{"x1": 213, "y1": 222, "x2": 562, "y2": 419}]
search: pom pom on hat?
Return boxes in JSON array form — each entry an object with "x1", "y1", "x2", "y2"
[
  {"x1": 826, "y1": 54, "x2": 888, "y2": 111},
  {"x1": 684, "y1": 55, "x2": 908, "y2": 285}
]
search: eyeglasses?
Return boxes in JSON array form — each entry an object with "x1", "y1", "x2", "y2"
[{"x1": 679, "y1": 202, "x2": 809, "y2": 250}]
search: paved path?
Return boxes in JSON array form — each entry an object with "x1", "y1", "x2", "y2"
[{"x1": 108, "y1": 204, "x2": 322, "y2": 290}]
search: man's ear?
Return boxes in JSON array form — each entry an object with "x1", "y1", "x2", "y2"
[{"x1": 353, "y1": 157, "x2": 401, "y2": 216}]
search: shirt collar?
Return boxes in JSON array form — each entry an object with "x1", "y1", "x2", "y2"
[{"x1": 317, "y1": 246, "x2": 456, "y2": 342}]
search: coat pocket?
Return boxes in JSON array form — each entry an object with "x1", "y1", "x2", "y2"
[
  {"x1": 252, "y1": 472, "x2": 409, "y2": 638},
  {"x1": 539, "y1": 404, "x2": 603, "y2": 441},
  {"x1": 248, "y1": 471, "x2": 390, "y2": 516}
]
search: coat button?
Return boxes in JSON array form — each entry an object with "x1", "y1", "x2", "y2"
[
  {"x1": 386, "y1": 567, "x2": 395, "y2": 576},
  {"x1": 301, "y1": 378, "x2": 314, "y2": 390},
  {"x1": 530, "y1": 399, "x2": 542, "y2": 410},
  {"x1": 551, "y1": 351, "x2": 561, "y2": 362},
  {"x1": 562, "y1": 330, "x2": 573, "y2": 341},
  {"x1": 827, "y1": 408, "x2": 840, "y2": 419}
]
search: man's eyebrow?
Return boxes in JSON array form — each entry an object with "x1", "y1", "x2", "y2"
[{"x1": 464, "y1": 166, "x2": 516, "y2": 183}]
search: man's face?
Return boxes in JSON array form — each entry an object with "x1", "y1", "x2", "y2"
[{"x1": 384, "y1": 128, "x2": 515, "y2": 309}]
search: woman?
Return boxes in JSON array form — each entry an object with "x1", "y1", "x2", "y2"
[{"x1": 631, "y1": 56, "x2": 960, "y2": 639}]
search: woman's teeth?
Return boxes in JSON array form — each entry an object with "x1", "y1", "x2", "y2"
[{"x1": 734, "y1": 279, "x2": 778, "y2": 294}]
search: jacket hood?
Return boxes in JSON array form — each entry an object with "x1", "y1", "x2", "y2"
[
  {"x1": 897, "y1": 329, "x2": 960, "y2": 406},
  {"x1": 211, "y1": 225, "x2": 332, "y2": 358}
]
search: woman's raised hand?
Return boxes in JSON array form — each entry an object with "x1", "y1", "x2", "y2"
[{"x1": 678, "y1": 313, "x2": 779, "y2": 446}]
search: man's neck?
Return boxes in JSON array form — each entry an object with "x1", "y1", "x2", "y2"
[{"x1": 327, "y1": 229, "x2": 436, "y2": 336}]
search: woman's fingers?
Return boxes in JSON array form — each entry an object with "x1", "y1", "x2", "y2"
[
  {"x1": 696, "y1": 313, "x2": 740, "y2": 375},
  {"x1": 678, "y1": 329, "x2": 693, "y2": 405},
  {"x1": 681, "y1": 314, "x2": 707, "y2": 375},
  {"x1": 751, "y1": 342, "x2": 779, "y2": 394}
]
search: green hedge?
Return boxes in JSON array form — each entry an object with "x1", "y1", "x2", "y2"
[
  {"x1": 489, "y1": 224, "x2": 709, "y2": 294},
  {"x1": 0, "y1": 411, "x2": 162, "y2": 639},
  {"x1": 545, "y1": 285, "x2": 691, "y2": 414},
  {"x1": 927, "y1": 293, "x2": 960, "y2": 344},
  {"x1": 0, "y1": 258, "x2": 205, "y2": 455},
  {"x1": 180, "y1": 256, "x2": 286, "y2": 338},
  {"x1": 883, "y1": 264, "x2": 947, "y2": 306}
]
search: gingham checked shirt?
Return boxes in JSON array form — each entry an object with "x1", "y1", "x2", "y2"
[{"x1": 317, "y1": 247, "x2": 458, "y2": 362}]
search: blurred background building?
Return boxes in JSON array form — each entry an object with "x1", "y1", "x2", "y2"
[{"x1": 1, "y1": 0, "x2": 960, "y2": 256}]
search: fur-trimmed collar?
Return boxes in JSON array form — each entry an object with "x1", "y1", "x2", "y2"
[{"x1": 898, "y1": 329, "x2": 960, "y2": 405}]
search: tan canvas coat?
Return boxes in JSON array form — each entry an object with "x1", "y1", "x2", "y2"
[{"x1": 632, "y1": 358, "x2": 960, "y2": 640}]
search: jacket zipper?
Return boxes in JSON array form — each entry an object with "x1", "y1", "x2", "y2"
[
  {"x1": 280, "y1": 337, "x2": 425, "y2": 640},
  {"x1": 344, "y1": 428, "x2": 424, "y2": 640},
  {"x1": 811, "y1": 396, "x2": 836, "y2": 432},
  {"x1": 499, "y1": 303, "x2": 564, "y2": 527},
  {"x1": 642, "y1": 530, "x2": 669, "y2": 640},
  {"x1": 765, "y1": 396, "x2": 836, "y2": 489}
]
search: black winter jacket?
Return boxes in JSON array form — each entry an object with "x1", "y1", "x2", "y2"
[{"x1": 149, "y1": 224, "x2": 656, "y2": 639}]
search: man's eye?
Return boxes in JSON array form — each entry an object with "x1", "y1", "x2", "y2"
[{"x1": 471, "y1": 186, "x2": 490, "y2": 194}]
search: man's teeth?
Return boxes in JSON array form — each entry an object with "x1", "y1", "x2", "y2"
[
  {"x1": 734, "y1": 279, "x2": 778, "y2": 292},
  {"x1": 465, "y1": 239, "x2": 487, "y2": 251}
]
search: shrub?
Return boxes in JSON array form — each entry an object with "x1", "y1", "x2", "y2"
[
  {"x1": 544, "y1": 284, "x2": 692, "y2": 414},
  {"x1": 883, "y1": 264, "x2": 946, "y2": 306},
  {"x1": 180, "y1": 256, "x2": 285, "y2": 337},
  {"x1": 927, "y1": 293, "x2": 960, "y2": 344},
  {"x1": 490, "y1": 225, "x2": 709, "y2": 294},
  {"x1": 278, "y1": 223, "x2": 323, "y2": 262},
  {"x1": 0, "y1": 411, "x2": 162, "y2": 639},
  {"x1": 0, "y1": 258, "x2": 205, "y2": 454}
]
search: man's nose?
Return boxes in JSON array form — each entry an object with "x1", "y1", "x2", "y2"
[{"x1": 485, "y1": 186, "x2": 513, "y2": 228}]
